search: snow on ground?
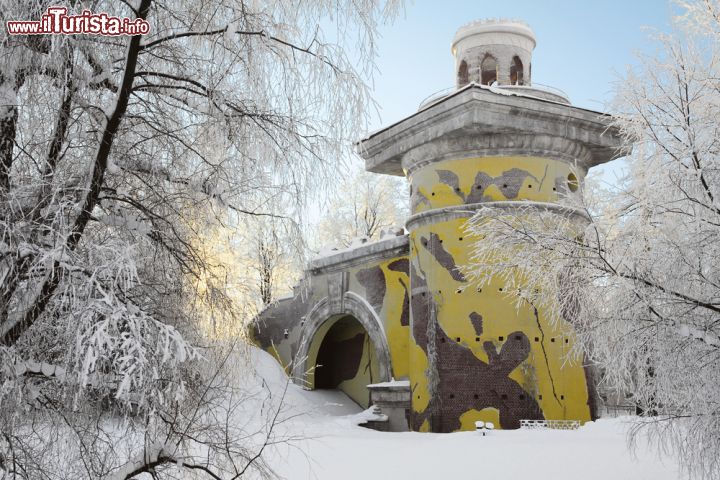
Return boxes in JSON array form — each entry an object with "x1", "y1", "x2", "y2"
[{"x1": 247, "y1": 347, "x2": 680, "y2": 480}]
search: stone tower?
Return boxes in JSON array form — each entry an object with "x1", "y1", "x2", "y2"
[
  {"x1": 358, "y1": 19, "x2": 623, "y2": 432},
  {"x1": 253, "y1": 19, "x2": 624, "y2": 433}
]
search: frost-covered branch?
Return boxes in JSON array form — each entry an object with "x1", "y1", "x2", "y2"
[{"x1": 0, "y1": 0, "x2": 400, "y2": 477}]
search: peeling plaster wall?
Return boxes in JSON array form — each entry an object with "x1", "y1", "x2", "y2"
[
  {"x1": 406, "y1": 155, "x2": 592, "y2": 432},
  {"x1": 252, "y1": 156, "x2": 594, "y2": 430}
]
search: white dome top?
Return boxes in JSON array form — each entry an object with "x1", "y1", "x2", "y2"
[{"x1": 452, "y1": 19, "x2": 536, "y2": 56}]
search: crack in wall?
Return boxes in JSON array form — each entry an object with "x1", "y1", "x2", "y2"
[
  {"x1": 531, "y1": 304, "x2": 562, "y2": 407},
  {"x1": 537, "y1": 164, "x2": 549, "y2": 191},
  {"x1": 363, "y1": 334, "x2": 375, "y2": 384}
]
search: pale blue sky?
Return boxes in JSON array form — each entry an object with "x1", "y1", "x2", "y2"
[
  {"x1": 370, "y1": 0, "x2": 675, "y2": 127},
  {"x1": 365, "y1": 0, "x2": 677, "y2": 183}
]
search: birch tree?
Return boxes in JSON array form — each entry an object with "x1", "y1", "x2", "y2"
[
  {"x1": 0, "y1": 0, "x2": 399, "y2": 477},
  {"x1": 250, "y1": 213, "x2": 303, "y2": 307},
  {"x1": 462, "y1": 2, "x2": 720, "y2": 478}
]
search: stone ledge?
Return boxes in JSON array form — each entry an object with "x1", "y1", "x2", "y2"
[
  {"x1": 405, "y1": 200, "x2": 590, "y2": 230},
  {"x1": 308, "y1": 234, "x2": 409, "y2": 274}
]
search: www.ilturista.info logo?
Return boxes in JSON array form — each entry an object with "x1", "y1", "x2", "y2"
[{"x1": 7, "y1": 7, "x2": 150, "y2": 36}]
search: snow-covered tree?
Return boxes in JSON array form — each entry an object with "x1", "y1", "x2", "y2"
[
  {"x1": 250, "y1": 214, "x2": 303, "y2": 307},
  {"x1": 0, "y1": 0, "x2": 399, "y2": 477},
  {"x1": 462, "y1": 2, "x2": 720, "y2": 478},
  {"x1": 314, "y1": 164, "x2": 407, "y2": 248}
]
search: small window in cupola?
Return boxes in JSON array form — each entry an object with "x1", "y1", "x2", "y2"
[
  {"x1": 481, "y1": 54, "x2": 498, "y2": 85},
  {"x1": 458, "y1": 60, "x2": 469, "y2": 87},
  {"x1": 511, "y1": 56, "x2": 524, "y2": 85}
]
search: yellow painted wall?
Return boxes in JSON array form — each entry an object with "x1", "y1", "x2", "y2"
[
  {"x1": 408, "y1": 155, "x2": 591, "y2": 431},
  {"x1": 412, "y1": 155, "x2": 581, "y2": 213},
  {"x1": 350, "y1": 259, "x2": 411, "y2": 380},
  {"x1": 256, "y1": 155, "x2": 594, "y2": 431}
]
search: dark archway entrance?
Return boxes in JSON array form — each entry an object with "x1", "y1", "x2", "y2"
[{"x1": 312, "y1": 315, "x2": 380, "y2": 408}]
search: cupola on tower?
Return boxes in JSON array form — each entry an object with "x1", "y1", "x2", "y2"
[{"x1": 453, "y1": 19, "x2": 535, "y2": 88}]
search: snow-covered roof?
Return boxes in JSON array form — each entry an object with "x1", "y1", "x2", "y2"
[{"x1": 308, "y1": 234, "x2": 409, "y2": 273}]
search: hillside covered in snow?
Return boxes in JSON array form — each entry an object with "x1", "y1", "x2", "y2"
[{"x1": 248, "y1": 347, "x2": 679, "y2": 480}]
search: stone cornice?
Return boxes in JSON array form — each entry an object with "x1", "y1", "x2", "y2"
[
  {"x1": 357, "y1": 85, "x2": 627, "y2": 176},
  {"x1": 405, "y1": 201, "x2": 590, "y2": 230}
]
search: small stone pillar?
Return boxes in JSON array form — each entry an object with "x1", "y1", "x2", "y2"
[{"x1": 367, "y1": 380, "x2": 411, "y2": 432}]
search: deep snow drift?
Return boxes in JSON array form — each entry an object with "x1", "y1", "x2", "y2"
[{"x1": 246, "y1": 347, "x2": 680, "y2": 480}]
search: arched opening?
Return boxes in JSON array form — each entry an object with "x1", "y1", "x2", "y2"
[
  {"x1": 567, "y1": 172, "x2": 579, "y2": 192},
  {"x1": 510, "y1": 56, "x2": 524, "y2": 85},
  {"x1": 481, "y1": 54, "x2": 498, "y2": 85},
  {"x1": 457, "y1": 60, "x2": 469, "y2": 87},
  {"x1": 309, "y1": 314, "x2": 380, "y2": 408}
]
